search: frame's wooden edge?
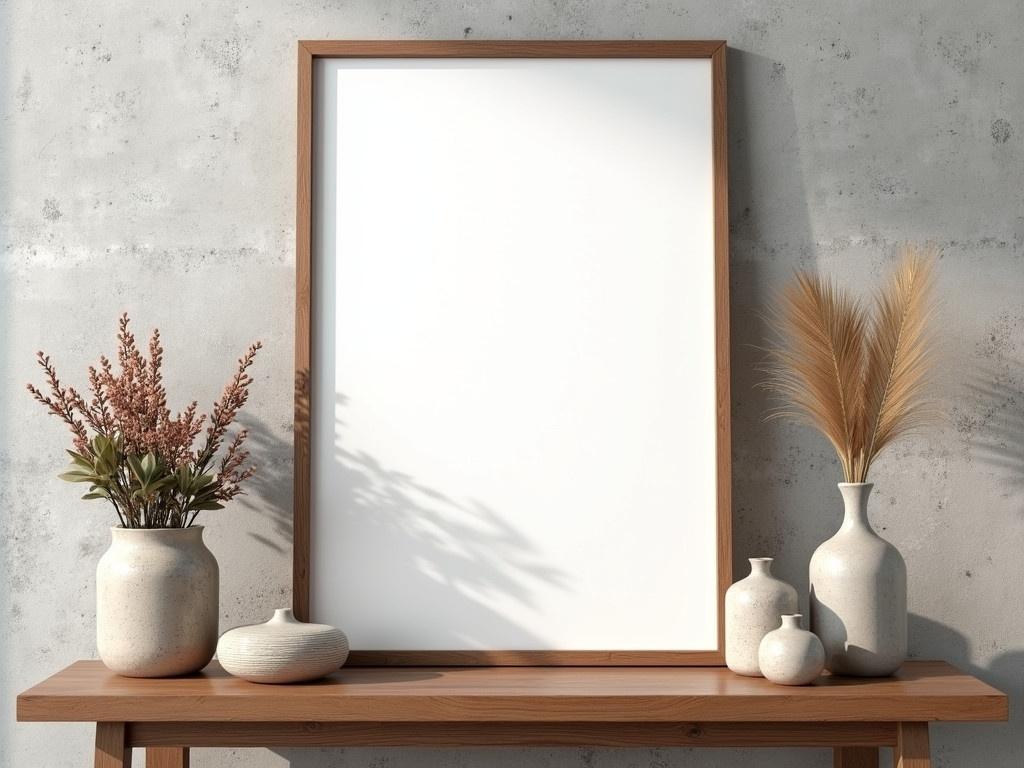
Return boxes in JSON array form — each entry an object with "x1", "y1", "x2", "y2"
[
  {"x1": 293, "y1": 40, "x2": 731, "y2": 664},
  {"x1": 711, "y1": 43, "x2": 732, "y2": 664},
  {"x1": 293, "y1": 41, "x2": 314, "y2": 623},
  {"x1": 345, "y1": 650, "x2": 724, "y2": 667},
  {"x1": 299, "y1": 40, "x2": 725, "y2": 58}
]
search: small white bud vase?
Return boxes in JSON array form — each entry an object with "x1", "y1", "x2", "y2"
[
  {"x1": 809, "y1": 482, "x2": 907, "y2": 676},
  {"x1": 96, "y1": 526, "x2": 219, "y2": 677},
  {"x1": 725, "y1": 557, "x2": 799, "y2": 676},
  {"x1": 758, "y1": 614, "x2": 825, "y2": 686},
  {"x1": 217, "y1": 609, "x2": 349, "y2": 684}
]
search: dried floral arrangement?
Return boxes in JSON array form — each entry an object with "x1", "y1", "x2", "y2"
[
  {"x1": 28, "y1": 314, "x2": 262, "y2": 528},
  {"x1": 760, "y1": 244, "x2": 939, "y2": 483}
]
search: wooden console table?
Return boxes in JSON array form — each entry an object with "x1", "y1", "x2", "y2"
[{"x1": 17, "y1": 660, "x2": 1006, "y2": 768}]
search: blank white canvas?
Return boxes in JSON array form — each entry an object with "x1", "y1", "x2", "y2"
[{"x1": 311, "y1": 57, "x2": 718, "y2": 651}]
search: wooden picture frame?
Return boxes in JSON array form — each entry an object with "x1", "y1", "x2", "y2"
[{"x1": 294, "y1": 40, "x2": 731, "y2": 665}]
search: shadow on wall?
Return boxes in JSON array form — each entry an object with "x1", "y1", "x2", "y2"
[
  {"x1": 964, "y1": 360, "x2": 1024, "y2": 499},
  {"x1": 909, "y1": 613, "x2": 1024, "y2": 761},
  {"x1": 283, "y1": 369, "x2": 567, "y2": 652},
  {"x1": 932, "y1": 363, "x2": 1024, "y2": 760},
  {"x1": 726, "y1": 47, "x2": 830, "y2": 607},
  {"x1": 320, "y1": 389, "x2": 569, "y2": 650},
  {"x1": 235, "y1": 413, "x2": 294, "y2": 553}
]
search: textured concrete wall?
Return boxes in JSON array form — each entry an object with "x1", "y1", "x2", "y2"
[{"x1": 2, "y1": 1, "x2": 1022, "y2": 766}]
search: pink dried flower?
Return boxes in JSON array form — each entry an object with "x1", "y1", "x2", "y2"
[{"x1": 28, "y1": 314, "x2": 262, "y2": 528}]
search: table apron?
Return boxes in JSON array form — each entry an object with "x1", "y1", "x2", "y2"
[{"x1": 127, "y1": 721, "x2": 899, "y2": 748}]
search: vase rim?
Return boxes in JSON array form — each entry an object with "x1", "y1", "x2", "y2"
[
  {"x1": 110, "y1": 525, "x2": 204, "y2": 533},
  {"x1": 837, "y1": 482, "x2": 873, "y2": 488}
]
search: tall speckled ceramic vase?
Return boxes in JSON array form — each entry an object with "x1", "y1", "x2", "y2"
[
  {"x1": 809, "y1": 483, "x2": 907, "y2": 676},
  {"x1": 97, "y1": 526, "x2": 219, "y2": 677},
  {"x1": 725, "y1": 557, "x2": 799, "y2": 676}
]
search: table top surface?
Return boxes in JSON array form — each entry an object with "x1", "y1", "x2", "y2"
[{"x1": 17, "y1": 660, "x2": 1007, "y2": 724}]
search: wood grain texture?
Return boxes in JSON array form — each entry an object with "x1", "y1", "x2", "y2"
[
  {"x1": 17, "y1": 661, "x2": 1008, "y2": 724},
  {"x1": 95, "y1": 722, "x2": 131, "y2": 768},
  {"x1": 292, "y1": 38, "x2": 732, "y2": 665},
  {"x1": 145, "y1": 747, "x2": 189, "y2": 768},
  {"x1": 293, "y1": 41, "x2": 313, "y2": 624},
  {"x1": 299, "y1": 40, "x2": 726, "y2": 58},
  {"x1": 896, "y1": 722, "x2": 931, "y2": 768},
  {"x1": 710, "y1": 42, "x2": 732, "y2": 660},
  {"x1": 127, "y1": 721, "x2": 896, "y2": 748},
  {"x1": 834, "y1": 746, "x2": 880, "y2": 768}
]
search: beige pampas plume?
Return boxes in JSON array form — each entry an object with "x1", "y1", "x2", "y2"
[{"x1": 761, "y1": 244, "x2": 939, "y2": 483}]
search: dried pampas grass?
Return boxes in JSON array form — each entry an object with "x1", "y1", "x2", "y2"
[{"x1": 761, "y1": 244, "x2": 939, "y2": 483}]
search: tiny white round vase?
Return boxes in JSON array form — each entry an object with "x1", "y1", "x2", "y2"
[
  {"x1": 758, "y1": 614, "x2": 825, "y2": 686},
  {"x1": 217, "y1": 609, "x2": 349, "y2": 684},
  {"x1": 725, "y1": 557, "x2": 799, "y2": 676},
  {"x1": 809, "y1": 483, "x2": 907, "y2": 676},
  {"x1": 96, "y1": 526, "x2": 219, "y2": 678}
]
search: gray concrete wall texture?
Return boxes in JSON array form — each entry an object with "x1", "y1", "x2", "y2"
[{"x1": 2, "y1": 1, "x2": 1021, "y2": 766}]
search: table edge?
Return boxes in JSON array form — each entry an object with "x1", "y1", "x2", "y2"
[{"x1": 16, "y1": 692, "x2": 1009, "y2": 723}]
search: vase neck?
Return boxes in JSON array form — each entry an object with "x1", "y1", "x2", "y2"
[
  {"x1": 110, "y1": 525, "x2": 205, "y2": 545},
  {"x1": 838, "y1": 483, "x2": 874, "y2": 532},
  {"x1": 748, "y1": 557, "x2": 774, "y2": 577},
  {"x1": 780, "y1": 614, "x2": 802, "y2": 630}
]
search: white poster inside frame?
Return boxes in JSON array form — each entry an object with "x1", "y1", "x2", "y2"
[{"x1": 309, "y1": 51, "x2": 727, "y2": 658}]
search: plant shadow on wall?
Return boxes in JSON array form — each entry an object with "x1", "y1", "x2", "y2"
[
  {"x1": 323, "y1": 394, "x2": 571, "y2": 650},
  {"x1": 964, "y1": 359, "x2": 1024, "y2": 501},
  {"x1": 234, "y1": 413, "x2": 294, "y2": 553},
  {"x1": 295, "y1": 370, "x2": 568, "y2": 648}
]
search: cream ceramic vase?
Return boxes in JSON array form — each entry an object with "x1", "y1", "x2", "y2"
[
  {"x1": 725, "y1": 557, "x2": 799, "y2": 676},
  {"x1": 809, "y1": 483, "x2": 907, "y2": 676},
  {"x1": 758, "y1": 613, "x2": 825, "y2": 686},
  {"x1": 96, "y1": 526, "x2": 219, "y2": 677},
  {"x1": 217, "y1": 608, "x2": 349, "y2": 683}
]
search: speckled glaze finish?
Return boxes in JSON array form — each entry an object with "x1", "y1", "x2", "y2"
[
  {"x1": 217, "y1": 608, "x2": 349, "y2": 684},
  {"x1": 96, "y1": 526, "x2": 219, "y2": 678},
  {"x1": 758, "y1": 613, "x2": 825, "y2": 686},
  {"x1": 810, "y1": 483, "x2": 907, "y2": 676},
  {"x1": 725, "y1": 557, "x2": 799, "y2": 676}
]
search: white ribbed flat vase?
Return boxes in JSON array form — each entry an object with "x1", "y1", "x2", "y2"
[
  {"x1": 96, "y1": 526, "x2": 219, "y2": 678},
  {"x1": 217, "y1": 609, "x2": 349, "y2": 684},
  {"x1": 809, "y1": 483, "x2": 907, "y2": 677}
]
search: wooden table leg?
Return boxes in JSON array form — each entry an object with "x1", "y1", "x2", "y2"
[
  {"x1": 95, "y1": 723, "x2": 131, "y2": 768},
  {"x1": 147, "y1": 747, "x2": 190, "y2": 768},
  {"x1": 896, "y1": 722, "x2": 931, "y2": 768},
  {"x1": 834, "y1": 746, "x2": 879, "y2": 767}
]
